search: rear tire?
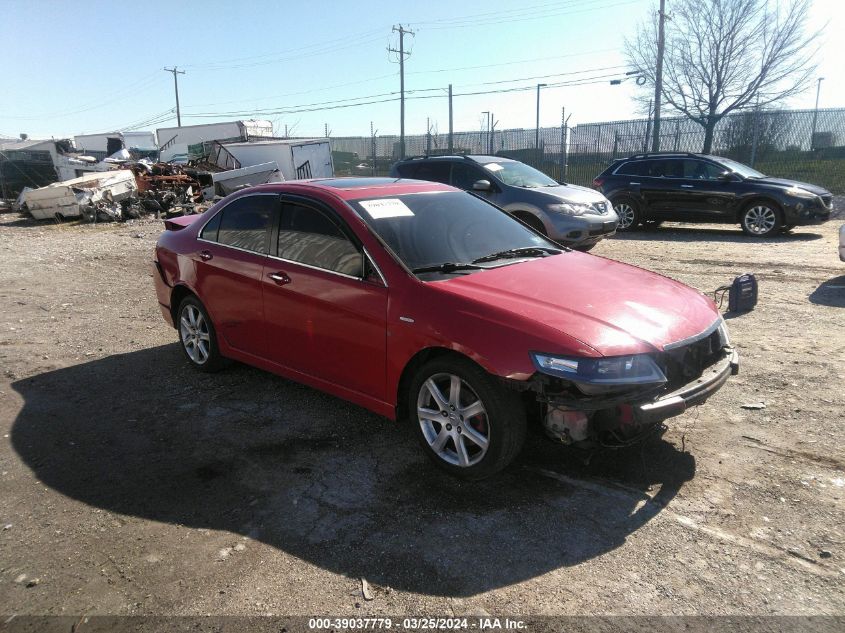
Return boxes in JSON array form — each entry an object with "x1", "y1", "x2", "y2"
[
  {"x1": 612, "y1": 197, "x2": 640, "y2": 231},
  {"x1": 177, "y1": 296, "x2": 229, "y2": 373},
  {"x1": 741, "y1": 201, "x2": 782, "y2": 237},
  {"x1": 408, "y1": 356, "x2": 526, "y2": 480}
]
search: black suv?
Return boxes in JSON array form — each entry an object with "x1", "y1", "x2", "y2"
[{"x1": 594, "y1": 152, "x2": 833, "y2": 237}]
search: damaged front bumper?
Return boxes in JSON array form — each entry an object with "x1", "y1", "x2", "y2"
[
  {"x1": 634, "y1": 349, "x2": 739, "y2": 424},
  {"x1": 528, "y1": 347, "x2": 739, "y2": 446}
]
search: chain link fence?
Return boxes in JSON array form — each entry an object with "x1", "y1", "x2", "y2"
[{"x1": 329, "y1": 107, "x2": 845, "y2": 194}]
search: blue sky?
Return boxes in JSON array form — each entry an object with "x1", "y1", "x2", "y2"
[{"x1": 1, "y1": 0, "x2": 841, "y2": 140}]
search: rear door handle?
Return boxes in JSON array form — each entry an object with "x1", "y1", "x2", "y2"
[
  {"x1": 268, "y1": 271, "x2": 291, "y2": 285},
  {"x1": 199, "y1": 250, "x2": 213, "y2": 261},
  {"x1": 681, "y1": 184, "x2": 694, "y2": 188}
]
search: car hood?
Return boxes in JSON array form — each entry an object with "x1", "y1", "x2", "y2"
[
  {"x1": 433, "y1": 253, "x2": 719, "y2": 356},
  {"x1": 752, "y1": 177, "x2": 831, "y2": 196},
  {"x1": 526, "y1": 183, "x2": 607, "y2": 204}
]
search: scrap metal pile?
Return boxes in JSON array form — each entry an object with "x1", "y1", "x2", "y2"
[{"x1": 16, "y1": 162, "x2": 214, "y2": 223}]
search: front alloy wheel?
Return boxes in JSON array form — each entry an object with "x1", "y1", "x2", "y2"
[
  {"x1": 417, "y1": 373, "x2": 491, "y2": 468},
  {"x1": 741, "y1": 203, "x2": 781, "y2": 237},
  {"x1": 409, "y1": 356, "x2": 526, "y2": 479},
  {"x1": 613, "y1": 198, "x2": 639, "y2": 231}
]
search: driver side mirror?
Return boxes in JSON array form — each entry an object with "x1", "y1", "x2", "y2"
[
  {"x1": 472, "y1": 179, "x2": 492, "y2": 191},
  {"x1": 718, "y1": 171, "x2": 738, "y2": 181}
]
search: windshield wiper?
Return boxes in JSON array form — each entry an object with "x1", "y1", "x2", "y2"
[
  {"x1": 411, "y1": 262, "x2": 484, "y2": 274},
  {"x1": 471, "y1": 246, "x2": 562, "y2": 264}
]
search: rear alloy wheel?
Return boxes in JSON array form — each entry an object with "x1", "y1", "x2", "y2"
[
  {"x1": 741, "y1": 202, "x2": 782, "y2": 237},
  {"x1": 613, "y1": 198, "x2": 640, "y2": 231},
  {"x1": 410, "y1": 357, "x2": 525, "y2": 479},
  {"x1": 177, "y1": 296, "x2": 228, "y2": 372}
]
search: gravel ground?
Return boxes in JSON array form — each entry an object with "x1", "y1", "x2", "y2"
[{"x1": 0, "y1": 204, "x2": 844, "y2": 620}]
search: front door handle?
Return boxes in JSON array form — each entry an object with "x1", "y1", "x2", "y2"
[
  {"x1": 199, "y1": 250, "x2": 213, "y2": 261},
  {"x1": 680, "y1": 184, "x2": 694, "y2": 188},
  {"x1": 268, "y1": 271, "x2": 291, "y2": 285}
]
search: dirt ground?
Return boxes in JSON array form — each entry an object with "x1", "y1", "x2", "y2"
[{"x1": 0, "y1": 203, "x2": 844, "y2": 620}]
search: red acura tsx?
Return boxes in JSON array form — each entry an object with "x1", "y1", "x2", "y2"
[{"x1": 153, "y1": 177, "x2": 738, "y2": 479}]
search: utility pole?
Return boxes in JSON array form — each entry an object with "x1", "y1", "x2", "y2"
[
  {"x1": 371, "y1": 121, "x2": 377, "y2": 176},
  {"x1": 810, "y1": 77, "x2": 825, "y2": 150},
  {"x1": 163, "y1": 67, "x2": 185, "y2": 127},
  {"x1": 482, "y1": 111, "x2": 490, "y2": 154},
  {"x1": 448, "y1": 84, "x2": 453, "y2": 155},
  {"x1": 388, "y1": 25, "x2": 414, "y2": 159},
  {"x1": 535, "y1": 84, "x2": 547, "y2": 150},
  {"x1": 651, "y1": 0, "x2": 666, "y2": 152},
  {"x1": 489, "y1": 113, "x2": 496, "y2": 154}
]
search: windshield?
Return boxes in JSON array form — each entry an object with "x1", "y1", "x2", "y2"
[
  {"x1": 350, "y1": 191, "x2": 560, "y2": 276},
  {"x1": 485, "y1": 161, "x2": 558, "y2": 188},
  {"x1": 711, "y1": 156, "x2": 765, "y2": 179}
]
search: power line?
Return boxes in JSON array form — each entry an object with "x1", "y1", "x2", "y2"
[
  {"x1": 418, "y1": 0, "x2": 643, "y2": 30},
  {"x1": 181, "y1": 72, "x2": 627, "y2": 119},
  {"x1": 181, "y1": 64, "x2": 629, "y2": 118},
  {"x1": 184, "y1": 29, "x2": 388, "y2": 71},
  {"x1": 407, "y1": 48, "x2": 618, "y2": 76},
  {"x1": 1, "y1": 73, "x2": 164, "y2": 121}
]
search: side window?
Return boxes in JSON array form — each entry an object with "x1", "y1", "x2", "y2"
[
  {"x1": 682, "y1": 159, "x2": 723, "y2": 180},
  {"x1": 210, "y1": 195, "x2": 275, "y2": 253},
  {"x1": 616, "y1": 160, "x2": 648, "y2": 176},
  {"x1": 451, "y1": 163, "x2": 487, "y2": 190},
  {"x1": 200, "y1": 209, "x2": 222, "y2": 241},
  {"x1": 654, "y1": 159, "x2": 683, "y2": 178},
  {"x1": 277, "y1": 203, "x2": 363, "y2": 277}
]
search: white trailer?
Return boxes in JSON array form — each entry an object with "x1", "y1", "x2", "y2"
[
  {"x1": 74, "y1": 131, "x2": 156, "y2": 154},
  {"x1": 156, "y1": 120, "x2": 272, "y2": 162},
  {"x1": 222, "y1": 138, "x2": 334, "y2": 180}
]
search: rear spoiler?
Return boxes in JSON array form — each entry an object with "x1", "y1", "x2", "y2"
[{"x1": 164, "y1": 215, "x2": 203, "y2": 231}]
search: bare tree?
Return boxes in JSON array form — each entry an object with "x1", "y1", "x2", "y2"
[{"x1": 626, "y1": 0, "x2": 820, "y2": 153}]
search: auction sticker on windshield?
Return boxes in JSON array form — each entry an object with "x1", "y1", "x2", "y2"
[
  {"x1": 484, "y1": 163, "x2": 504, "y2": 171},
  {"x1": 359, "y1": 198, "x2": 415, "y2": 219}
]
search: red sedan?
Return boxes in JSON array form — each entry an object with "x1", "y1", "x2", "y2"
[{"x1": 153, "y1": 178, "x2": 738, "y2": 479}]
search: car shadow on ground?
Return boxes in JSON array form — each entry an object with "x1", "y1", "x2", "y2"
[
  {"x1": 809, "y1": 275, "x2": 845, "y2": 308},
  {"x1": 10, "y1": 344, "x2": 695, "y2": 597},
  {"x1": 611, "y1": 225, "x2": 824, "y2": 244}
]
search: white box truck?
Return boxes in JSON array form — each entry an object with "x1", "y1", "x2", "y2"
[{"x1": 222, "y1": 138, "x2": 334, "y2": 180}]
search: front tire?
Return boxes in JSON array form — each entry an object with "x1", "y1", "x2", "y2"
[
  {"x1": 741, "y1": 202, "x2": 782, "y2": 237},
  {"x1": 612, "y1": 197, "x2": 640, "y2": 231},
  {"x1": 408, "y1": 356, "x2": 526, "y2": 480},
  {"x1": 177, "y1": 296, "x2": 228, "y2": 372}
]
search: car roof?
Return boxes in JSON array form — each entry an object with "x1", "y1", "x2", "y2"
[{"x1": 242, "y1": 177, "x2": 456, "y2": 201}]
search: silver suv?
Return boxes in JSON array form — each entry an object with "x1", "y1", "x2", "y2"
[{"x1": 390, "y1": 155, "x2": 618, "y2": 250}]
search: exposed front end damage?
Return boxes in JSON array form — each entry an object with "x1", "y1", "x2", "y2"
[{"x1": 519, "y1": 318, "x2": 739, "y2": 448}]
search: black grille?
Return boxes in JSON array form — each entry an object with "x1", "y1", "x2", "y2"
[
  {"x1": 821, "y1": 194, "x2": 833, "y2": 209},
  {"x1": 658, "y1": 329, "x2": 725, "y2": 391}
]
